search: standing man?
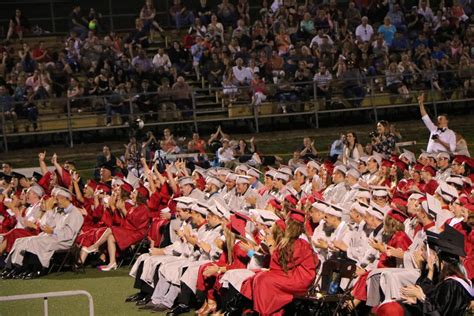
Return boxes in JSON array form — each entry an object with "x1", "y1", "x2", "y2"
[{"x1": 418, "y1": 93, "x2": 456, "y2": 153}]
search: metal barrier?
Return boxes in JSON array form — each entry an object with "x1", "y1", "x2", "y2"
[
  {"x1": 0, "y1": 290, "x2": 94, "y2": 316},
  {"x1": 0, "y1": 70, "x2": 472, "y2": 152}
]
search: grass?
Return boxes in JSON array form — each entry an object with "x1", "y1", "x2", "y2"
[{"x1": 0, "y1": 267, "x2": 187, "y2": 316}]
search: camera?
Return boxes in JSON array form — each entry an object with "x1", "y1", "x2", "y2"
[
  {"x1": 369, "y1": 131, "x2": 377, "y2": 138},
  {"x1": 431, "y1": 134, "x2": 439, "y2": 140}
]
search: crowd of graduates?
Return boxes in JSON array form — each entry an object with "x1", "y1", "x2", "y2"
[{"x1": 0, "y1": 103, "x2": 473, "y2": 315}]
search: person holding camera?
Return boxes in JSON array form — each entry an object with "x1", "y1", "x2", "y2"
[
  {"x1": 371, "y1": 120, "x2": 397, "y2": 157},
  {"x1": 418, "y1": 93, "x2": 456, "y2": 153}
]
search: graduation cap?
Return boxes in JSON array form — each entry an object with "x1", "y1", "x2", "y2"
[
  {"x1": 426, "y1": 224, "x2": 466, "y2": 260},
  {"x1": 249, "y1": 208, "x2": 280, "y2": 226},
  {"x1": 278, "y1": 165, "x2": 293, "y2": 176},
  {"x1": 275, "y1": 172, "x2": 290, "y2": 182},
  {"x1": 247, "y1": 166, "x2": 262, "y2": 178},
  {"x1": 421, "y1": 194, "x2": 442, "y2": 219},
  {"x1": 225, "y1": 173, "x2": 237, "y2": 182},
  {"x1": 355, "y1": 187, "x2": 372, "y2": 199},
  {"x1": 126, "y1": 172, "x2": 140, "y2": 189},
  {"x1": 294, "y1": 166, "x2": 308, "y2": 177},
  {"x1": 192, "y1": 165, "x2": 207, "y2": 177},
  {"x1": 111, "y1": 176, "x2": 125, "y2": 187},
  {"x1": 351, "y1": 201, "x2": 368, "y2": 215},
  {"x1": 206, "y1": 176, "x2": 224, "y2": 189},
  {"x1": 333, "y1": 165, "x2": 347, "y2": 176},
  {"x1": 178, "y1": 176, "x2": 194, "y2": 187},
  {"x1": 436, "y1": 152, "x2": 451, "y2": 161},
  {"x1": 368, "y1": 202, "x2": 386, "y2": 220},
  {"x1": 31, "y1": 171, "x2": 43, "y2": 182},
  {"x1": 325, "y1": 203, "x2": 344, "y2": 218},
  {"x1": 268, "y1": 198, "x2": 282, "y2": 210},
  {"x1": 228, "y1": 214, "x2": 247, "y2": 237},
  {"x1": 400, "y1": 149, "x2": 416, "y2": 165},
  {"x1": 235, "y1": 163, "x2": 249, "y2": 174},
  {"x1": 27, "y1": 184, "x2": 45, "y2": 197},
  {"x1": 52, "y1": 186, "x2": 74, "y2": 200},
  {"x1": 346, "y1": 168, "x2": 360, "y2": 179},
  {"x1": 236, "y1": 175, "x2": 252, "y2": 185},
  {"x1": 371, "y1": 186, "x2": 389, "y2": 198},
  {"x1": 265, "y1": 168, "x2": 278, "y2": 179},
  {"x1": 212, "y1": 198, "x2": 231, "y2": 219},
  {"x1": 446, "y1": 175, "x2": 464, "y2": 188},
  {"x1": 11, "y1": 172, "x2": 26, "y2": 180},
  {"x1": 0, "y1": 172, "x2": 12, "y2": 183},
  {"x1": 120, "y1": 181, "x2": 134, "y2": 193},
  {"x1": 368, "y1": 152, "x2": 383, "y2": 165},
  {"x1": 387, "y1": 209, "x2": 408, "y2": 223},
  {"x1": 306, "y1": 160, "x2": 320, "y2": 170},
  {"x1": 435, "y1": 182, "x2": 459, "y2": 203},
  {"x1": 289, "y1": 208, "x2": 306, "y2": 223},
  {"x1": 100, "y1": 163, "x2": 116, "y2": 175},
  {"x1": 174, "y1": 196, "x2": 196, "y2": 209},
  {"x1": 284, "y1": 194, "x2": 298, "y2": 206},
  {"x1": 136, "y1": 185, "x2": 149, "y2": 198},
  {"x1": 191, "y1": 201, "x2": 210, "y2": 216}
]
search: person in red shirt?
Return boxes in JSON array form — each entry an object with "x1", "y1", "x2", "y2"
[{"x1": 31, "y1": 41, "x2": 50, "y2": 63}]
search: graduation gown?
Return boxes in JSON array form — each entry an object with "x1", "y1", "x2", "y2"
[
  {"x1": 241, "y1": 238, "x2": 318, "y2": 316},
  {"x1": 8, "y1": 205, "x2": 83, "y2": 268},
  {"x1": 1, "y1": 202, "x2": 42, "y2": 252},
  {"x1": 111, "y1": 203, "x2": 149, "y2": 250}
]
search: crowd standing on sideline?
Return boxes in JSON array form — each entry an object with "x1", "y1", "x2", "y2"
[
  {"x1": 0, "y1": 94, "x2": 473, "y2": 315},
  {"x1": 0, "y1": 0, "x2": 474, "y2": 131}
]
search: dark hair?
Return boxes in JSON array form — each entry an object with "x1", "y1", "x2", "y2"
[
  {"x1": 439, "y1": 113, "x2": 449, "y2": 121},
  {"x1": 135, "y1": 192, "x2": 148, "y2": 205}
]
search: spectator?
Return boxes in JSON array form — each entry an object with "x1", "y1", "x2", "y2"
[
  {"x1": 313, "y1": 63, "x2": 332, "y2": 107},
  {"x1": 169, "y1": 0, "x2": 195, "y2": 30},
  {"x1": 386, "y1": 3, "x2": 406, "y2": 33},
  {"x1": 191, "y1": 37, "x2": 206, "y2": 80},
  {"x1": 0, "y1": 85, "x2": 17, "y2": 132},
  {"x1": 152, "y1": 48, "x2": 171, "y2": 71},
  {"x1": 172, "y1": 76, "x2": 192, "y2": 118},
  {"x1": 31, "y1": 41, "x2": 50, "y2": 64},
  {"x1": 131, "y1": 49, "x2": 153, "y2": 75},
  {"x1": 342, "y1": 131, "x2": 364, "y2": 164},
  {"x1": 377, "y1": 17, "x2": 397, "y2": 46},
  {"x1": 418, "y1": 93, "x2": 456, "y2": 153},
  {"x1": 217, "y1": 0, "x2": 237, "y2": 27},
  {"x1": 232, "y1": 58, "x2": 252, "y2": 86},
  {"x1": 139, "y1": 0, "x2": 165, "y2": 37},
  {"x1": 341, "y1": 60, "x2": 366, "y2": 107},
  {"x1": 237, "y1": 0, "x2": 250, "y2": 25},
  {"x1": 6, "y1": 9, "x2": 30, "y2": 41},
  {"x1": 418, "y1": 0, "x2": 434, "y2": 23},
  {"x1": 25, "y1": 68, "x2": 51, "y2": 100},
  {"x1": 68, "y1": 5, "x2": 88, "y2": 40},
  {"x1": 455, "y1": 132, "x2": 470, "y2": 157},
  {"x1": 385, "y1": 62, "x2": 411, "y2": 101},
  {"x1": 217, "y1": 138, "x2": 235, "y2": 166},
  {"x1": 187, "y1": 133, "x2": 207, "y2": 154},
  {"x1": 329, "y1": 133, "x2": 345, "y2": 161},
  {"x1": 105, "y1": 84, "x2": 129, "y2": 127},
  {"x1": 67, "y1": 77, "x2": 85, "y2": 112},
  {"x1": 197, "y1": 0, "x2": 213, "y2": 26},
  {"x1": 250, "y1": 72, "x2": 267, "y2": 107},
  {"x1": 371, "y1": 120, "x2": 397, "y2": 156},
  {"x1": 203, "y1": 53, "x2": 224, "y2": 87},
  {"x1": 345, "y1": 1, "x2": 362, "y2": 31},
  {"x1": 300, "y1": 137, "x2": 318, "y2": 160},
  {"x1": 355, "y1": 16, "x2": 374, "y2": 43}
]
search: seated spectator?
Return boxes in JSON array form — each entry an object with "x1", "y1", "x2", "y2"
[
  {"x1": 345, "y1": 1, "x2": 362, "y2": 31},
  {"x1": 168, "y1": 41, "x2": 191, "y2": 75},
  {"x1": 237, "y1": 0, "x2": 250, "y2": 25},
  {"x1": 300, "y1": 137, "x2": 318, "y2": 160},
  {"x1": 203, "y1": 53, "x2": 224, "y2": 87},
  {"x1": 105, "y1": 84, "x2": 129, "y2": 127},
  {"x1": 6, "y1": 9, "x2": 30, "y2": 41},
  {"x1": 135, "y1": 79, "x2": 153, "y2": 114},
  {"x1": 217, "y1": 0, "x2": 237, "y2": 27},
  {"x1": 313, "y1": 63, "x2": 332, "y2": 107},
  {"x1": 25, "y1": 68, "x2": 51, "y2": 100},
  {"x1": 355, "y1": 16, "x2": 374, "y2": 44},
  {"x1": 169, "y1": 0, "x2": 195, "y2": 30},
  {"x1": 18, "y1": 43, "x2": 36, "y2": 74},
  {"x1": 172, "y1": 76, "x2": 192, "y2": 118},
  {"x1": 0, "y1": 85, "x2": 17, "y2": 132},
  {"x1": 341, "y1": 60, "x2": 366, "y2": 107},
  {"x1": 131, "y1": 49, "x2": 153, "y2": 76},
  {"x1": 390, "y1": 31, "x2": 410, "y2": 53},
  {"x1": 188, "y1": 133, "x2": 207, "y2": 154},
  {"x1": 385, "y1": 62, "x2": 411, "y2": 101},
  {"x1": 217, "y1": 138, "x2": 235, "y2": 166},
  {"x1": 377, "y1": 17, "x2": 397, "y2": 47},
  {"x1": 31, "y1": 41, "x2": 51, "y2": 64},
  {"x1": 152, "y1": 48, "x2": 172, "y2": 71},
  {"x1": 386, "y1": 3, "x2": 406, "y2": 33},
  {"x1": 68, "y1": 5, "x2": 88, "y2": 40},
  {"x1": 140, "y1": 0, "x2": 165, "y2": 37},
  {"x1": 232, "y1": 58, "x2": 252, "y2": 86},
  {"x1": 197, "y1": 0, "x2": 213, "y2": 26},
  {"x1": 191, "y1": 37, "x2": 206, "y2": 80},
  {"x1": 67, "y1": 77, "x2": 85, "y2": 112},
  {"x1": 250, "y1": 72, "x2": 267, "y2": 107}
]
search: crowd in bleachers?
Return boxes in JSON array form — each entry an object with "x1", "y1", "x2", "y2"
[
  {"x1": 0, "y1": 90, "x2": 474, "y2": 315},
  {"x1": 0, "y1": 0, "x2": 473, "y2": 132}
]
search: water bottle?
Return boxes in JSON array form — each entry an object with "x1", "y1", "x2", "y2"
[{"x1": 328, "y1": 270, "x2": 341, "y2": 295}]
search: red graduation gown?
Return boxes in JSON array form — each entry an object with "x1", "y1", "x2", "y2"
[
  {"x1": 196, "y1": 241, "x2": 250, "y2": 300},
  {"x1": 241, "y1": 239, "x2": 318, "y2": 316},
  {"x1": 111, "y1": 203, "x2": 150, "y2": 250}
]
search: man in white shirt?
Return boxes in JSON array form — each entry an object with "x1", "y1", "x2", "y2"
[
  {"x1": 232, "y1": 58, "x2": 253, "y2": 86},
  {"x1": 309, "y1": 29, "x2": 334, "y2": 48},
  {"x1": 418, "y1": 93, "x2": 456, "y2": 153},
  {"x1": 355, "y1": 16, "x2": 374, "y2": 43},
  {"x1": 152, "y1": 48, "x2": 172, "y2": 71}
]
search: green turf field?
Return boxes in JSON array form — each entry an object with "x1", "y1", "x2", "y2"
[{"x1": 0, "y1": 267, "x2": 184, "y2": 316}]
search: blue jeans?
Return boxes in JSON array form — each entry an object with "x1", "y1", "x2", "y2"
[{"x1": 175, "y1": 12, "x2": 195, "y2": 29}]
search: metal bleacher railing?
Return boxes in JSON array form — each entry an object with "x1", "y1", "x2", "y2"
[{"x1": 0, "y1": 70, "x2": 472, "y2": 152}]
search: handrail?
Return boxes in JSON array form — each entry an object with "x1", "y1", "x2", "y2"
[{"x1": 0, "y1": 290, "x2": 94, "y2": 316}]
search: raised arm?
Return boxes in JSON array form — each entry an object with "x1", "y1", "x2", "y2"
[{"x1": 38, "y1": 151, "x2": 48, "y2": 175}]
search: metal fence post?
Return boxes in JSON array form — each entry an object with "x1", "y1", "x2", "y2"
[
  {"x1": 49, "y1": 0, "x2": 56, "y2": 33},
  {"x1": 44, "y1": 297, "x2": 48, "y2": 316},
  {"x1": 66, "y1": 99, "x2": 73, "y2": 148},
  {"x1": 1, "y1": 107, "x2": 7, "y2": 152},
  {"x1": 313, "y1": 81, "x2": 319, "y2": 128},
  {"x1": 191, "y1": 91, "x2": 198, "y2": 133}
]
